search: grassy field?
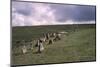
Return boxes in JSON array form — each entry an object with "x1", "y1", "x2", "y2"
[{"x1": 11, "y1": 24, "x2": 96, "y2": 66}]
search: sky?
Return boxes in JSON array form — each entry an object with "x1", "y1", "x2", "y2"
[{"x1": 12, "y1": 1, "x2": 96, "y2": 26}]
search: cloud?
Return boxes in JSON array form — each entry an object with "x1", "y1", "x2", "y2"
[
  {"x1": 50, "y1": 4, "x2": 96, "y2": 22},
  {"x1": 12, "y1": 1, "x2": 96, "y2": 26},
  {"x1": 12, "y1": 1, "x2": 57, "y2": 26}
]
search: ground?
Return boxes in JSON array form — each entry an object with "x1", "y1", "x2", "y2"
[{"x1": 11, "y1": 24, "x2": 96, "y2": 66}]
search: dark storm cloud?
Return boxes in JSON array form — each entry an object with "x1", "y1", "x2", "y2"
[
  {"x1": 71, "y1": 5, "x2": 96, "y2": 21},
  {"x1": 50, "y1": 4, "x2": 96, "y2": 22}
]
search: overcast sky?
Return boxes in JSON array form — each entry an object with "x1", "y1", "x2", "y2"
[{"x1": 12, "y1": 1, "x2": 96, "y2": 26}]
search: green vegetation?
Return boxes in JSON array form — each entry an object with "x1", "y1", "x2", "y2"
[{"x1": 11, "y1": 24, "x2": 96, "y2": 66}]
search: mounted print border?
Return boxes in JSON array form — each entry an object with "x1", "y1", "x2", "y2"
[{"x1": 11, "y1": 0, "x2": 96, "y2": 67}]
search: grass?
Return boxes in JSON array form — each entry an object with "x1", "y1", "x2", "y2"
[{"x1": 11, "y1": 24, "x2": 96, "y2": 66}]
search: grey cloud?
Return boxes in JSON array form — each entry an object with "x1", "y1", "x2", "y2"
[
  {"x1": 50, "y1": 4, "x2": 96, "y2": 22},
  {"x1": 12, "y1": 1, "x2": 33, "y2": 16},
  {"x1": 12, "y1": 1, "x2": 96, "y2": 26}
]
